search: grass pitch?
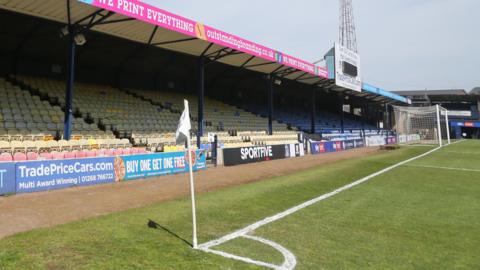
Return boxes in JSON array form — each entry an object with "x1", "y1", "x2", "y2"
[{"x1": 1, "y1": 141, "x2": 479, "y2": 269}]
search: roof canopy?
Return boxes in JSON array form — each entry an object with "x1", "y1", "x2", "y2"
[
  {"x1": 0, "y1": 0, "x2": 409, "y2": 104},
  {"x1": 392, "y1": 89, "x2": 479, "y2": 103},
  {"x1": 392, "y1": 89, "x2": 469, "y2": 96}
]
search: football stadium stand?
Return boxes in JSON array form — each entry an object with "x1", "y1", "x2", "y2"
[
  {"x1": 0, "y1": 1, "x2": 412, "y2": 164},
  {"x1": 243, "y1": 104, "x2": 377, "y2": 134},
  {"x1": 0, "y1": 75, "x2": 301, "y2": 158},
  {"x1": 128, "y1": 88, "x2": 289, "y2": 133},
  {"x1": 1, "y1": 76, "x2": 111, "y2": 140}
]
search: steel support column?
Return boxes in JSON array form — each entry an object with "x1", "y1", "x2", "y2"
[
  {"x1": 361, "y1": 106, "x2": 367, "y2": 131},
  {"x1": 339, "y1": 94, "x2": 345, "y2": 133},
  {"x1": 311, "y1": 88, "x2": 316, "y2": 134},
  {"x1": 197, "y1": 57, "x2": 205, "y2": 148},
  {"x1": 64, "y1": 34, "x2": 76, "y2": 140},
  {"x1": 384, "y1": 103, "x2": 390, "y2": 130},
  {"x1": 267, "y1": 76, "x2": 274, "y2": 135}
]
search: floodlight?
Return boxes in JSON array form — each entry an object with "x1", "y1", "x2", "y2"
[
  {"x1": 74, "y1": 33, "x2": 87, "y2": 46},
  {"x1": 59, "y1": 26, "x2": 69, "y2": 37}
]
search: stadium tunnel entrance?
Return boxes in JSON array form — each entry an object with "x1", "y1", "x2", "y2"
[
  {"x1": 0, "y1": 5, "x2": 391, "y2": 146},
  {"x1": 461, "y1": 127, "x2": 480, "y2": 139},
  {"x1": 451, "y1": 121, "x2": 480, "y2": 139}
]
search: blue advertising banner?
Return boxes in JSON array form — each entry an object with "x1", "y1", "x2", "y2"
[
  {"x1": 119, "y1": 150, "x2": 207, "y2": 181},
  {"x1": 311, "y1": 139, "x2": 364, "y2": 155},
  {"x1": 386, "y1": 136, "x2": 397, "y2": 145},
  {"x1": 16, "y1": 157, "x2": 116, "y2": 193},
  {"x1": 311, "y1": 141, "x2": 337, "y2": 154},
  {"x1": 451, "y1": 121, "x2": 480, "y2": 128},
  {"x1": 0, "y1": 162, "x2": 16, "y2": 196}
]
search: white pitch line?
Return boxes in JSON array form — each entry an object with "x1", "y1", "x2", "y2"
[
  {"x1": 199, "y1": 235, "x2": 297, "y2": 270},
  {"x1": 198, "y1": 141, "x2": 466, "y2": 269},
  {"x1": 200, "y1": 246, "x2": 282, "y2": 270},
  {"x1": 442, "y1": 150, "x2": 480, "y2": 155},
  {"x1": 406, "y1": 164, "x2": 480, "y2": 173},
  {"x1": 242, "y1": 235, "x2": 297, "y2": 270}
]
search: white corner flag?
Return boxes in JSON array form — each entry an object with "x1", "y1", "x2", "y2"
[
  {"x1": 175, "y1": 100, "x2": 198, "y2": 249},
  {"x1": 175, "y1": 100, "x2": 191, "y2": 145}
]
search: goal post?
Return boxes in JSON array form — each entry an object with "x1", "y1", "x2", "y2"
[
  {"x1": 444, "y1": 110, "x2": 451, "y2": 145},
  {"x1": 392, "y1": 105, "x2": 451, "y2": 146}
]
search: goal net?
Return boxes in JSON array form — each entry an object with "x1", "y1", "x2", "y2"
[{"x1": 392, "y1": 105, "x2": 451, "y2": 146}]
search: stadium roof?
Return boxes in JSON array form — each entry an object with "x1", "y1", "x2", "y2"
[
  {"x1": 392, "y1": 89, "x2": 479, "y2": 103},
  {"x1": 392, "y1": 89, "x2": 470, "y2": 96},
  {"x1": 0, "y1": 0, "x2": 409, "y2": 104},
  {"x1": 471, "y1": 87, "x2": 480, "y2": 95}
]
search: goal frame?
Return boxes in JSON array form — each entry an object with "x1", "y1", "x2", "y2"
[{"x1": 392, "y1": 104, "x2": 451, "y2": 147}]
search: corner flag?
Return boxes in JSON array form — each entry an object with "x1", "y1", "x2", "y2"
[
  {"x1": 175, "y1": 100, "x2": 191, "y2": 145},
  {"x1": 175, "y1": 100, "x2": 198, "y2": 249}
]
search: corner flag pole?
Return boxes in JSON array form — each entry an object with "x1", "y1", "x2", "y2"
[{"x1": 185, "y1": 101, "x2": 198, "y2": 249}]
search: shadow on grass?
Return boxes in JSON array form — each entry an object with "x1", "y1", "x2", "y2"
[{"x1": 147, "y1": 219, "x2": 192, "y2": 247}]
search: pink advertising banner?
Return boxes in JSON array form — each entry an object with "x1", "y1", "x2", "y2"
[{"x1": 78, "y1": 0, "x2": 327, "y2": 78}]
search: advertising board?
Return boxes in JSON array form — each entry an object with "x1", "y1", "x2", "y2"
[
  {"x1": 10, "y1": 150, "x2": 206, "y2": 194},
  {"x1": 365, "y1": 135, "x2": 387, "y2": 147},
  {"x1": 386, "y1": 136, "x2": 397, "y2": 145},
  {"x1": 334, "y1": 43, "x2": 362, "y2": 92},
  {"x1": 16, "y1": 157, "x2": 116, "y2": 193},
  {"x1": 398, "y1": 134, "x2": 421, "y2": 143},
  {"x1": 223, "y1": 144, "x2": 303, "y2": 166},
  {"x1": 310, "y1": 141, "x2": 342, "y2": 154},
  {"x1": 0, "y1": 162, "x2": 16, "y2": 196},
  {"x1": 310, "y1": 139, "x2": 364, "y2": 155},
  {"x1": 118, "y1": 150, "x2": 206, "y2": 181},
  {"x1": 78, "y1": 0, "x2": 328, "y2": 78}
]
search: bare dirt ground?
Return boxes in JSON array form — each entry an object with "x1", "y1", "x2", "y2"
[{"x1": 0, "y1": 147, "x2": 379, "y2": 239}]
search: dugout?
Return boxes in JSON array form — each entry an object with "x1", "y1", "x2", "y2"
[{"x1": 0, "y1": 0, "x2": 409, "y2": 145}]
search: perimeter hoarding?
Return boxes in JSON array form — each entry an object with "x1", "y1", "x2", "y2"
[
  {"x1": 334, "y1": 43, "x2": 362, "y2": 92},
  {"x1": 118, "y1": 150, "x2": 206, "y2": 181},
  {"x1": 310, "y1": 141, "x2": 344, "y2": 154},
  {"x1": 77, "y1": 0, "x2": 328, "y2": 78},
  {"x1": 223, "y1": 144, "x2": 304, "y2": 166},
  {"x1": 310, "y1": 139, "x2": 364, "y2": 155},
  {"x1": 398, "y1": 134, "x2": 421, "y2": 143},
  {"x1": 386, "y1": 136, "x2": 397, "y2": 145},
  {"x1": 365, "y1": 135, "x2": 387, "y2": 147},
  {"x1": 10, "y1": 150, "x2": 206, "y2": 194},
  {"x1": 451, "y1": 121, "x2": 480, "y2": 128},
  {"x1": 0, "y1": 163, "x2": 16, "y2": 196},
  {"x1": 16, "y1": 157, "x2": 117, "y2": 193}
]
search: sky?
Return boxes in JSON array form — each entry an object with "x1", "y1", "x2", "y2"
[{"x1": 144, "y1": 0, "x2": 479, "y2": 92}]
